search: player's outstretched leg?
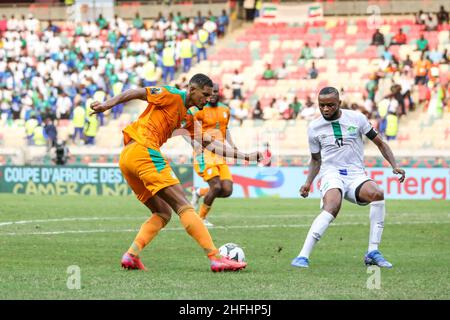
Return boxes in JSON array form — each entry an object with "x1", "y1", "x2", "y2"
[
  {"x1": 364, "y1": 200, "x2": 392, "y2": 268},
  {"x1": 160, "y1": 184, "x2": 246, "y2": 272},
  {"x1": 357, "y1": 181, "x2": 392, "y2": 268},
  {"x1": 121, "y1": 196, "x2": 172, "y2": 271},
  {"x1": 291, "y1": 210, "x2": 335, "y2": 268},
  {"x1": 292, "y1": 188, "x2": 341, "y2": 268}
]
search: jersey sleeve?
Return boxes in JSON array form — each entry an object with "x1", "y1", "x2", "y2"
[
  {"x1": 145, "y1": 87, "x2": 177, "y2": 107},
  {"x1": 358, "y1": 112, "x2": 373, "y2": 135},
  {"x1": 308, "y1": 125, "x2": 320, "y2": 154}
]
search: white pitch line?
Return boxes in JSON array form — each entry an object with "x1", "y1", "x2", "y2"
[
  {"x1": 0, "y1": 216, "x2": 143, "y2": 227},
  {"x1": 1, "y1": 212, "x2": 446, "y2": 228},
  {"x1": 0, "y1": 220, "x2": 449, "y2": 236}
]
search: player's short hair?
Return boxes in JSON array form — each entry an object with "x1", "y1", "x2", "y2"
[
  {"x1": 189, "y1": 73, "x2": 213, "y2": 88},
  {"x1": 319, "y1": 87, "x2": 339, "y2": 98}
]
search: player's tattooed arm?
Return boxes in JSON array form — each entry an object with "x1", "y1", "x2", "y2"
[
  {"x1": 371, "y1": 135, "x2": 406, "y2": 183},
  {"x1": 300, "y1": 152, "x2": 321, "y2": 198},
  {"x1": 198, "y1": 131, "x2": 262, "y2": 162},
  {"x1": 225, "y1": 129, "x2": 238, "y2": 151},
  {"x1": 90, "y1": 88, "x2": 147, "y2": 115}
]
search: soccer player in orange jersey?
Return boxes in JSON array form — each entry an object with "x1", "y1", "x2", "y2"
[
  {"x1": 190, "y1": 84, "x2": 237, "y2": 227},
  {"x1": 90, "y1": 74, "x2": 261, "y2": 272}
]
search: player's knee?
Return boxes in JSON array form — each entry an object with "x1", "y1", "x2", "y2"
[
  {"x1": 210, "y1": 183, "x2": 223, "y2": 196},
  {"x1": 370, "y1": 189, "x2": 384, "y2": 202},
  {"x1": 220, "y1": 185, "x2": 233, "y2": 198},
  {"x1": 157, "y1": 212, "x2": 172, "y2": 226},
  {"x1": 323, "y1": 204, "x2": 341, "y2": 217}
]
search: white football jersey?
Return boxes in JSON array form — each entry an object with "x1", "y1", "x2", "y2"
[{"x1": 308, "y1": 109, "x2": 374, "y2": 176}]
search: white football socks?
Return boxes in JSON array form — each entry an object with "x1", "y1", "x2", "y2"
[
  {"x1": 299, "y1": 210, "x2": 335, "y2": 259},
  {"x1": 368, "y1": 200, "x2": 385, "y2": 252}
]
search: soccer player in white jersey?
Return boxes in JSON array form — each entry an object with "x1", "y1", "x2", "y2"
[{"x1": 291, "y1": 87, "x2": 406, "y2": 269}]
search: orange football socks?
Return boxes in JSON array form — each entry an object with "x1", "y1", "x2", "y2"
[
  {"x1": 128, "y1": 214, "x2": 166, "y2": 256},
  {"x1": 199, "y1": 203, "x2": 211, "y2": 219},
  {"x1": 178, "y1": 205, "x2": 218, "y2": 257},
  {"x1": 198, "y1": 187, "x2": 209, "y2": 197}
]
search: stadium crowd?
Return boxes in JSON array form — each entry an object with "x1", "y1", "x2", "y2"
[
  {"x1": 0, "y1": 7, "x2": 449, "y2": 148},
  {"x1": 0, "y1": 10, "x2": 229, "y2": 146}
]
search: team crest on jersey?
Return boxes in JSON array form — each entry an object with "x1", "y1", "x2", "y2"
[
  {"x1": 347, "y1": 126, "x2": 358, "y2": 137},
  {"x1": 150, "y1": 87, "x2": 162, "y2": 95},
  {"x1": 180, "y1": 120, "x2": 186, "y2": 128}
]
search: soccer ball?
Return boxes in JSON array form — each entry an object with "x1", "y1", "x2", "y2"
[{"x1": 219, "y1": 243, "x2": 245, "y2": 262}]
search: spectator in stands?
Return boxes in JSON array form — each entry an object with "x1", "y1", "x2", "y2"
[
  {"x1": 437, "y1": 6, "x2": 449, "y2": 25},
  {"x1": 72, "y1": 104, "x2": 85, "y2": 144},
  {"x1": 96, "y1": 14, "x2": 108, "y2": 30},
  {"x1": 56, "y1": 91, "x2": 72, "y2": 120},
  {"x1": 425, "y1": 13, "x2": 438, "y2": 31},
  {"x1": 0, "y1": 15, "x2": 7, "y2": 35},
  {"x1": 402, "y1": 54, "x2": 414, "y2": 69},
  {"x1": 263, "y1": 63, "x2": 276, "y2": 80},
  {"x1": 299, "y1": 96, "x2": 317, "y2": 121},
  {"x1": 289, "y1": 97, "x2": 302, "y2": 119},
  {"x1": 133, "y1": 13, "x2": 144, "y2": 30},
  {"x1": 84, "y1": 113, "x2": 98, "y2": 145},
  {"x1": 231, "y1": 100, "x2": 248, "y2": 126},
  {"x1": 231, "y1": 69, "x2": 244, "y2": 99},
  {"x1": 382, "y1": 46, "x2": 393, "y2": 61},
  {"x1": 399, "y1": 69, "x2": 415, "y2": 111},
  {"x1": 390, "y1": 28, "x2": 407, "y2": 46},
  {"x1": 416, "y1": 10, "x2": 427, "y2": 25},
  {"x1": 385, "y1": 110, "x2": 398, "y2": 141},
  {"x1": 299, "y1": 42, "x2": 313, "y2": 61},
  {"x1": 263, "y1": 99, "x2": 279, "y2": 120},
  {"x1": 276, "y1": 62, "x2": 289, "y2": 79},
  {"x1": 204, "y1": 16, "x2": 218, "y2": 45},
  {"x1": 428, "y1": 46, "x2": 444, "y2": 64},
  {"x1": 195, "y1": 26, "x2": 209, "y2": 62},
  {"x1": 391, "y1": 84, "x2": 406, "y2": 116},
  {"x1": 277, "y1": 97, "x2": 290, "y2": 119},
  {"x1": 162, "y1": 43, "x2": 176, "y2": 83},
  {"x1": 371, "y1": 29, "x2": 385, "y2": 46},
  {"x1": 251, "y1": 100, "x2": 263, "y2": 120},
  {"x1": 414, "y1": 52, "x2": 431, "y2": 85},
  {"x1": 195, "y1": 11, "x2": 205, "y2": 28},
  {"x1": 307, "y1": 62, "x2": 318, "y2": 79},
  {"x1": 44, "y1": 117, "x2": 57, "y2": 151},
  {"x1": 33, "y1": 124, "x2": 47, "y2": 146},
  {"x1": 179, "y1": 34, "x2": 194, "y2": 73},
  {"x1": 218, "y1": 10, "x2": 229, "y2": 37},
  {"x1": 25, "y1": 116, "x2": 38, "y2": 145},
  {"x1": 222, "y1": 84, "x2": 233, "y2": 103},
  {"x1": 312, "y1": 42, "x2": 325, "y2": 59},
  {"x1": 427, "y1": 81, "x2": 445, "y2": 119},
  {"x1": 366, "y1": 73, "x2": 379, "y2": 102},
  {"x1": 416, "y1": 34, "x2": 429, "y2": 52}
]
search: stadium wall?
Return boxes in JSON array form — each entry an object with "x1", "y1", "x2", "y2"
[
  {"x1": 0, "y1": 165, "x2": 193, "y2": 196},
  {"x1": 195, "y1": 167, "x2": 450, "y2": 200},
  {"x1": 1, "y1": 165, "x2": 448, "y2": 200}
]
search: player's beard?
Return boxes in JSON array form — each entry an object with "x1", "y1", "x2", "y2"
[{"x1": 323, "y1": 108, "x2": 341, "y2": 121}]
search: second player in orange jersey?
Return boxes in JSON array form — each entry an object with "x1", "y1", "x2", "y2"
[{"x1": 190, "y1": 84, "x2": 237, "y2": 227}]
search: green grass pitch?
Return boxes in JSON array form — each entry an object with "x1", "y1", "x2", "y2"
[{"x1": 0, "y1": 194, "x2": 449, "y2": 299}]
